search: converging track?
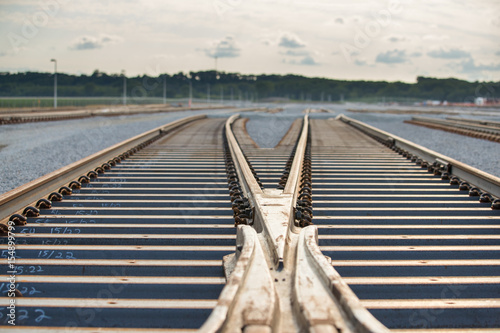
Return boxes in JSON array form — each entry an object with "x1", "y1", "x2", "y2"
[
  {"x1": 1, "y1": 111, "x2": 499, "y2": 332},
  {"x1": 232, "y1": 117, "x2": 303, "y2": 188}
]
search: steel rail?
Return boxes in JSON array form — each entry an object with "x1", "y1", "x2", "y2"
[
  {"x1": 446, "y1": 117, "x2": 500, "y2": 128},
  {"x1": 404, "y1": 117, "x2": 500, "y2": 143},
  {"x1": 284, "y1": 114, "x2": 308, "y2": 198},
  {"x1": 0, "y1": 110, "x2": 91, "y2": 124},
  {"x1": 200, "y1": 225, "x2": 279, "y2": 332},
  {"x1": 0, "y1": 105, "x2": 246, "y2": 125},
  {"x1": 0, "y1": 114, "x2": 206, "y2": 224},
  {"x1": 225, "y1": 114, "x2": 264, "y2": 196},
  {"x1": 337, "y1": 114, "x2": 500, "y2": 199},
  {"x1": 410, "y1": 116, "x2": 500, "y2": 135}
]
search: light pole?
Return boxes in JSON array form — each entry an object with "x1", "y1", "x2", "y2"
[
  {"x1": 50, "y1": 59, "x2": 57, "y2": 108},
  {"x1": 207, "y1": 84, "x2": 210, "y2": 106},
  {"x1": 122, "y1": 70, "x2": 127, "y2": 105},
  {"x1": 163, "y1": 75, "x2": 167, "y2": 105},
  {"x1": 188, "y1": 77, "x2": 192, "y2": 108}
]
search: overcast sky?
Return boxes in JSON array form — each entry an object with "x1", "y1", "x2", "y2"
[{"x1": 1, "y1": 0, "x2": 499, "y2": 82}]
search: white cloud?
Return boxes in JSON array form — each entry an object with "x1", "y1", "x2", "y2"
[
  {"x1": 353, "y1": 58, "x2": 375, "y2": 67},
  {"x1": 278, "y1": 33, "x2": 318, "y2": 65},
  {"x1": 69, "y1": 35, "x2": 122, "y2": 51},
  {"x1": 284, "y1": 49, "x2": 310, "y2": 57},
  {"x1": 283, "y1": 55, "x2": 319, "y2": 66},
  {"x1": 205, "y1": 36, "x2": 241, "y2": 58},
  {"x1": 461, "y1": 58, "x2": 500, "y2": 73},
  {"x1": 375, "y1": 49, "x2": 407, "y2": 64},
  {"x1": 278, "y1": 33, "x2": 306, "y2": 49},
  {"x1": 300, "y1": 56, "x2": 318, "y2": 66},
  {"x1": 354, "y1": 59, "x2": 366, "y2": 66},
  {"x1": 0, "y1": 0, "x2": 498, "y2": 82},
  {"x1": 427, "y1": 48, "x2": 470, "y2": 59}
]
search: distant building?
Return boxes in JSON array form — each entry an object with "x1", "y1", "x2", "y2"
[
  {"x1": 475, "y1": 97, "x2": 486, "y2": 106},
  {"x1": 475, "y1": 97, "x2": 500, "y2": 106}
]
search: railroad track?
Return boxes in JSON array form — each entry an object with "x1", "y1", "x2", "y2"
[
  {"x1": 405, "y1": 116, "x2": 500, "y2": 143},
  {"x1": 1, "y1": 115, "x2": 234, "y2": 331},
  {"x1": 0, "y1": 105, "x2": 240, "y2": 125},
  {"x1": 312, "y1": 115, "x2": 500, "y2": 331},
  {"x1": 1, "y1": 111, "x2": 499, "y2": 331},
  {"x1": 446, "y1": 117, "x2": 500, "y2": 128}
]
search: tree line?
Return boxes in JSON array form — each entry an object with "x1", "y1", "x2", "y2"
[{"x1": 0, "y1": 70, "x2": 498, "y2": 103}]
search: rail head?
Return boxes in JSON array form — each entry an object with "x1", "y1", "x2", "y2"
[
  {"x1": 0, "y1": 114, "x2": 207, "y2": 223},
  {"x1": 225, "y1": 114, "x2": 264, "y2": 197},
  {"x1": 200, "y1": 225, "x2": 279, "y2": 332},
  {"x1": 337, "y1": 114, "x2": 500, "y2": 198},
  {"x1": 284, "y1": 114, "x2": 309, "y2": 197}
]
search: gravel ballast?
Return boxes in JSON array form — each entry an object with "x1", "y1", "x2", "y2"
[{"x1": 0, "y1": 109, "x2": 230, "y2": 194}]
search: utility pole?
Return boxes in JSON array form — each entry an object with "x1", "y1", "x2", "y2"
[
  {"x1": 207, "y1": 84, "x2": 210, "y2": 106},
  {"x1": 122, "y1": 70, "x2": 127, "y2": 105},
  {"x1": 189, "y1": 80, "x2": 192, "y2": 108},
  {"x1": 50, "y1": 59, "x2": 57, "y2": 108},
  {"x1": 215, "y1": 56, "x2": 218, "y2": 77},
  {"x1": 220, "y1": 87, "x2": 223, "y2": 105},
  {"x1": 163, "y1": 75, "x2": 167, "y2": 104}
]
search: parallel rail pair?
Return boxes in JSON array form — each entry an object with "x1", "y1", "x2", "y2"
[{"x1": 0, "y1": 105, "x2": 237, "y2": 125}]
